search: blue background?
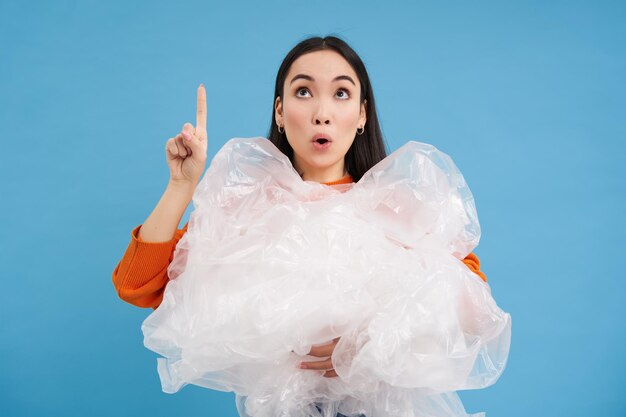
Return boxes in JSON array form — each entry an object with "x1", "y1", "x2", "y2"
[{"x1": 1, "y1": 1, "x2": 624, "y2": 416}]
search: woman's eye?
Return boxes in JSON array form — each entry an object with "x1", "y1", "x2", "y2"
[
  {"x1": 336, "y1": 88, "x2": 350, "y2": 100},
  {"x1": 296, "y1": 88, "x2": 311, "y2": 97},
  {"x1": 295, "y1": 87, "x2": 350, "y2": 99}
]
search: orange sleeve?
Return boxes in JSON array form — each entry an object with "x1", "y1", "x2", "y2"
[
  {"x1": 462, "y1": 252, "x2": 487, "y2": 282},
  {"x1": 112, "y1": 223, "x2": 189, "y2": 310}
]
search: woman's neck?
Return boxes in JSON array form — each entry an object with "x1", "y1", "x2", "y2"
[{"x1": 295, "y1": 158, "x2": 348, "y2": 184}]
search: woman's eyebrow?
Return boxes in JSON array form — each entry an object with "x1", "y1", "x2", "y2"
[{"x1": 289, "y1": 74, "x2": 356, "y2": 86}]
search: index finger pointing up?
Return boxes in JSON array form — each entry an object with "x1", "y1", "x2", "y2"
[{"x1": 196, "y1": 83, "x2": 207, "y2": 132}]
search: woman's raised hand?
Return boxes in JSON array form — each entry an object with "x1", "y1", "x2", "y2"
[{"x1": 166, "y1": 84, "x2": 208, "y2": 185}]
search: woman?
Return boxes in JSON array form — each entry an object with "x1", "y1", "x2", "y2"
[{"x1": 112, "y1": 36, "x2": 495, "y2": 416}]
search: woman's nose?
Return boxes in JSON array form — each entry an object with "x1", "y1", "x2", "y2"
[{"x1": 313, "y1": 101, "x2": 331, "y2": 125}]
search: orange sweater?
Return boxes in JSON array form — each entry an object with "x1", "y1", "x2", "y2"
[{"x1": 112, "y1": 175, "x2": 487, "y2": 310}]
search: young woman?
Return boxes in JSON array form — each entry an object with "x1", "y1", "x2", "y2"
[{"x1": 112, "y1": 36, "x2": 497, "y2": 417}]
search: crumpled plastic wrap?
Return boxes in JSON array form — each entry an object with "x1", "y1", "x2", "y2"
[{"x1": 141, "y1": 137, "x2": 512, "y2": 417}]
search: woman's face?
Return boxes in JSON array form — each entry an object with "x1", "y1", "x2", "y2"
[{"x1": 275, "y1": 50, "x2": 367, "y2": 182}]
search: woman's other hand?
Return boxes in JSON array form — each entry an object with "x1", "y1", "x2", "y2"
[
  {"x1": 166, "y1": 84, "x2": 208, "y2": 185},
  {"x1": 299, "y1": 337, "x2": 340, "y2": 378}
]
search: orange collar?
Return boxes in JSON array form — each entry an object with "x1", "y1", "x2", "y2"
[{"x1": 321, "y1": 175, "x2": 354, "y2": 186}]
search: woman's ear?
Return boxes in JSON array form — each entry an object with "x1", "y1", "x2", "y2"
[
  {"x1": 359, "y1": 99, "x2": 367, "y2": 127},
  {"x1": 275, "y1": 96, "x2": 283, "y2": 124}
]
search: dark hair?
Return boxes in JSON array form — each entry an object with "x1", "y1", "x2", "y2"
[{"x1": 267, "y1": 35, "x2": 387, "y2": 182}]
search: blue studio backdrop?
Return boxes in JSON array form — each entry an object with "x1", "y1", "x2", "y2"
[{"x1": 1, "y1": 1, "x2": 624, "y2": 416}]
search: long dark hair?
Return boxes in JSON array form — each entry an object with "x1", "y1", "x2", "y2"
[{"x1": 267, "y1": 35, "x2": 387, "y2": 183}]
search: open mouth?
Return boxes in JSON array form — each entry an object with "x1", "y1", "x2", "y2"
[{"x1": 312, "y1": 134, "x2": 333, "y2": 148}]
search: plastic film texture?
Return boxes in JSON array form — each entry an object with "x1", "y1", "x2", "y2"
[{"x1": 141, "y1": 137, "x2": 511, "y2": 417}]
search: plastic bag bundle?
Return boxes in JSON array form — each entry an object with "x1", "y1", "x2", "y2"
[{"x1": 142, "y1": 137, "x2": 511, "y2": 417}]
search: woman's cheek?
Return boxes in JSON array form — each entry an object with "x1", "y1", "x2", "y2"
[
  {"x1": 337, "y1": 111, "x2": 360, "y2": 138},
  {"x1": 285, "y1": 106, "x2": 309, "y2": 138}
]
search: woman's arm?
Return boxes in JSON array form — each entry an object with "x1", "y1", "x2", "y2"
[
  {"x1": 137, "y1": 180, "x2": 195, "y2": 242},
  {"x1": 112, "y1": 221, "x2": 189, "y2": 310},
  {"x1": 113, "y1": 85, "x2": 208, "y2": 310},
  {"x1": 112, "y1": 181, "x2": 194, "y2": 310}
]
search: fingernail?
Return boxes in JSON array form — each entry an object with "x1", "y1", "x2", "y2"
[
  {"x1": 181, "y1": 131, "x2": 190, "y2": 140},
  {"x1": 299, "y1": 363, "x2": 306, "y2": 369}
]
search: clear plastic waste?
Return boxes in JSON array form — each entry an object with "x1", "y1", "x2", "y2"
[{"x1": 142, "y1": 137, "x2": 511, "y2": 417}]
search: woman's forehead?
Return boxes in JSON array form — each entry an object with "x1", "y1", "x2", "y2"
[{"x1": 286, "y1": 50, "x2": 359, "y2": 86}]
